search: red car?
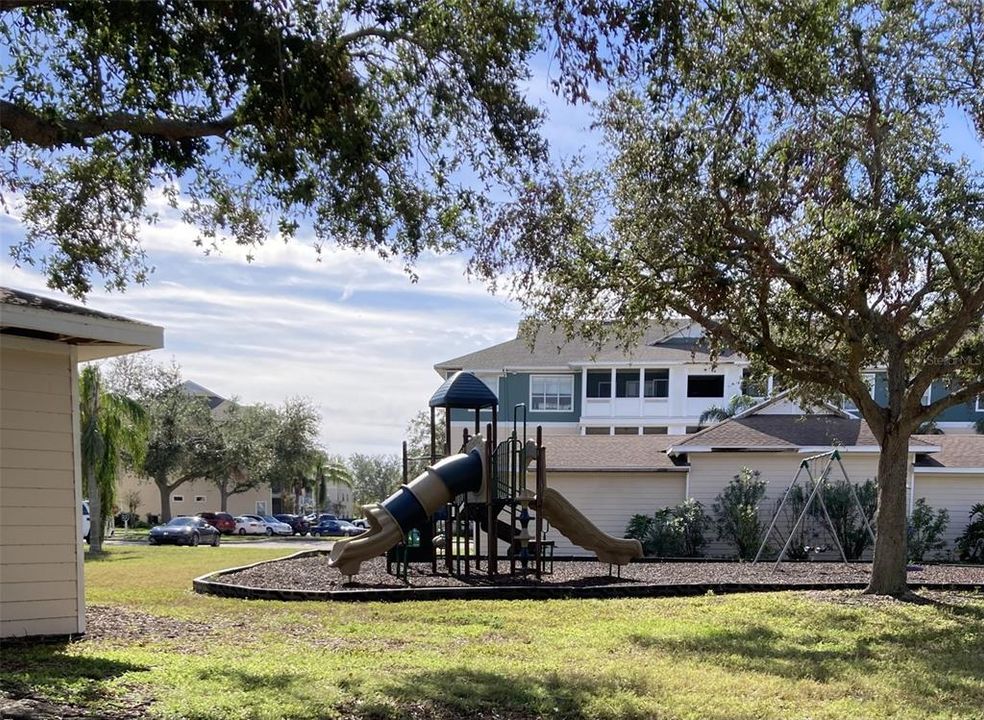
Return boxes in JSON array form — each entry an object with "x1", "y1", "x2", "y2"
[{"x1": 197, "y1": 512, "x2": 236, "y2": 535}]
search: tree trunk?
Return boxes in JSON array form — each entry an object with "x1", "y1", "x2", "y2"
[
  {"x1": 157, "y1": 481, "x2": 172, "y2": 523},
  {"x1": 865, "y1": 430, "x2": 910, "y2": 595},
  {"x1": 220, "y1": 484, "x2": 229, "y2": 512},
  {"x1": 86, "y1": 466, "x2": 103, "y2": 553}
]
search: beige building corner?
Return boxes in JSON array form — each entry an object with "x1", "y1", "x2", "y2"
[{"x1": 1, "y1": 288, "x2": 162, "y2": 639}]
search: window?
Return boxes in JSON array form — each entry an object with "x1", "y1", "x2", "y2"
[
  {"x1": 741, "y1": 368, "x2": 767, "y2": 398},
  {"x1": 643, "y1": 426, "x2": 668, "y2": 435},
  {"x1": 172, "y1": 495, "x2": 184, "y2": 502},
  {"x1": 921, "y1": 385, "x2": 932, "y2": 407},
  {"x1": 685, "y1": 426, "x2": 703, "y2": 434},
  {"x1": 256, "y1": 501, "x2": 267, "y2": 515},
  {"x1": 687, "y1": 375, "x2": 725, "y2": 398},
  {"x1": 863, "y1": 372, "x2": 877, "y2": 398},
  {"x1": 530, "y1": 375, "x2": 574, "y2": 412},
  {"x1": 977, "y1": 396, "x2": 984, "y2": 412},
  {"x1": 586, "y1": 370, "x2": 611, "y2": 398},
  {"x1": 644, "y1": 369, "x2": 669, "y2": 398},
  {"x1": 616, "y1": 370, "x2": 641, "y2": 398},
  {"x1": 194, "y1": 495, "x2": 206, "y2": 503},
  {"x1": 614, "y1": 426, "x2": 639, "y2": 435},
  {"x1": 584, "y1": 426, "x2": 611, "y2": 435}
]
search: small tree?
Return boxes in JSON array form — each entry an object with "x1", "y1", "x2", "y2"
[
  {"x1": 211, "y1": 403, "x2": 279, "y2": 512},
  {"x1": 822, "y1": 479, "x2": 878, "y2": 561},
  {"x1": 907, "y1": 499, "x2": 949, "y2": 562},
  {"x1": 955, "y1": 504, "x2": 984, "y2": 563},
  {"x1": 713, "y1": 468, "x2": 767, "y2": 560},
  {"x1": 675, "y1": 499, "x2": 709, "y2": 558},
  {"x1": 79, "y1": 365, "x2": 148, "y2": 552},
  {"x1": 349, "y1": 453, "x2": 402, "y2": 506},
  {"x1": 107, "y1": 357, "x2": 220, "y2": 523}
]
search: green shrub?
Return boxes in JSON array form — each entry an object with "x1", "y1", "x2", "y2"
[
  {"x1": 955, "y1": 503, "x2": 984, "y2": 563},
  {"x1": 675, "y1": 498, "x2": 709, "y2": 557},
  {"x1": 624, "y1": 500, "x2": 710, "y2": 557},
  {"x1": 907, "y1": 498, "x2": 949, "y2": 562},
  {"x1": 821, "y1": 478, "x2": 877, "y2": 560},
  {"x1": 713, "y1": 467, "x2": 767, "y2": 560}
]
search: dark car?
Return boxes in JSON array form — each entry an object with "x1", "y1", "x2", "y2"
[
  {"x1": 149, "y1": 517, "x2": 221, "y2": 547},
  {"x1": 197, "y1": 511, "x2": 236, "y2": 535},
  {"x1": 274, "y1": 513, "x2": 310, "y2": 536},
  {"x1": 311, "y1": 519, "x2": 362, "y2": 537}
]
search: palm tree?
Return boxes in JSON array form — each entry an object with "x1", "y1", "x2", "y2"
[
  {"x1": 80, "y1": 366, "x2": 148, "y2": 553},
  {"x1": 698, "y1": 394, "x2": 757, "y2": 427},
  {"x1": 310, "y1": 452, "x2": 353, "y2": 514}
]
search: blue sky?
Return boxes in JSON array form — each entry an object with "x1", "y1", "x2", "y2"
[{"x1": 0, "y1": 59, "x2": 598, "y2": 458}]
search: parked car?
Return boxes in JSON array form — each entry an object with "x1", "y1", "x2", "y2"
[
  {"x1": 240, "y1": 514, "x2": 292, "y2": 536},
  {"x1": 197, "y1": 511, "x2": 236, "y2": 535},
  {"x1": 337, "y1": 520, "x2": 364, "y2": 536},
  {"x1": 315, "y1": 513, "x2": 337, "y2": 525},
  {"x1": 350, "y1": 518, "x2": 369, "y2": 530},
  {"x1": 275, "y1": 514, "x2": 310, "y2": 536},
  {"x1": 82, "y1": 501, "x2": 91, "y2": 543},
  {"x1": 234, "y1": 516, "x2": 266, "y2": 535},
  {"x1": 148, "y1": 517, "x2": 221, "y2": 546},
  {"x1": 311, "y1": 518, "x2": 363, "y2": 537}
]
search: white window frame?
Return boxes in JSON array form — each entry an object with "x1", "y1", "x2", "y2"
[
  {"x1": 194, "y1": 495, "x2": 206, "y2": 503},
  {"x1": 529, "y1": 374, "x2": 574, "y2": 413},
  {"x1": 921, "y1": 385, "x2": 932, "y2": 407},
  {"x1": 256, "y1": 501, "x2": 267, "y2": 515},
  {"x1": 977, "y1": 395, "x2": 984, "y2": 412}
]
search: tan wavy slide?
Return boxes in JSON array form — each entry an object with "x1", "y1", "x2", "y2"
[{"x1": 536, "y1": 487, "x2": 643, "y2": 566}]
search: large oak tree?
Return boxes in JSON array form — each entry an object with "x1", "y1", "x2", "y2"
[
  {"x1": 1, "y1": 0, "x2": 545, "y2": 296},
  {"x1": 480, "y1": 1, "x2": 984, "y2": 595}
]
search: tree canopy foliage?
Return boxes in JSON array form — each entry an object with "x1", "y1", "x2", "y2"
[
  {"x1": 1, "y1": 0, "x2": 546, "y2": 296},
  {"x1": 478, "y1": 0, "x2": 984, "y2": 595}
]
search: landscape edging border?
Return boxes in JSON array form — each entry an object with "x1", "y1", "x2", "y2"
[{"x1": 193, "y1": 550, "x2": 984, "y2": 603}]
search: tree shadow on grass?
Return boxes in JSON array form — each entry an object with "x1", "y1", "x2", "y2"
[
  {"x1": 377, "y1": 667, "x2": 655, "y2": 720},
  {"x1": 0, "y1": 642, "x2": 149, "y2": 710},
  {"x1": 195, "y1": 667, "x2": 298, "y2": 692},
  {"x1": 628, "y1": 598, "x2": 984, "y2": 717},
  {"x1": 84, "y1": 548, "x2": 145, "y2": 563}
]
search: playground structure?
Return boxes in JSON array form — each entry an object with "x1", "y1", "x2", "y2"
[
  {"x1": 329, "y1": 372, "x2": 643, "y2": 579},
  {"x1": 753, "y1": 449, "x2": 877, "y2": 569}
]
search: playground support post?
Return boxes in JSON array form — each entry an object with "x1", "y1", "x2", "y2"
[
  {"x1": 753, "y1": 460, "x2": 814, "y2": 564},
  {"x1": 486, "y1": 423, "x2": 495, "y2": 577},
  {"x1": 535, "y1": 425, "x2": 544, "y2": 581}
]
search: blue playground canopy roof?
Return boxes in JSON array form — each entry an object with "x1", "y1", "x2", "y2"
[{"x1": 428, "y1": 371, "x2": 498, "y2": 409}]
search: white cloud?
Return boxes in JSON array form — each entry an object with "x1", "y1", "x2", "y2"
[{"x1": 1, "y1": 251, "x2": 519, "y2": 458}]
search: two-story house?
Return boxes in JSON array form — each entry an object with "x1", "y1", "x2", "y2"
[
  {"x1": 436, "y1": 321, "x2": 774, "y2": 437},
  {"x1": 436, "y1": 321, "x2": 983, "y2": 437}
]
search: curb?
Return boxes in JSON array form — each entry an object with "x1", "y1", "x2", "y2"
[{"x1": 193, "y1": 551, "x2": 984, "y2": 603}]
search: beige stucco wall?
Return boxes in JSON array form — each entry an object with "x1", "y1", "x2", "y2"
[
  {"x1": 912, "y1": 471, "x2": 984, "y2": 553},
  {"x1": 1, "y1": 341, "x2": 84, "y2": 638},
  {"x1": 542, "y1": 470, "x2": 687, "y2": 555},
  {"x1": 685, "y1": 451, "x2": 885, "y2": 558},
  {"x1": 117, "y1": 472, "x2": 273, "y2": 520}
]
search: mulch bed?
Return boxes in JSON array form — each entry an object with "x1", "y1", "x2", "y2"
[{"x1": 216, "y1": 553, "x2": 984, "y2": 594}]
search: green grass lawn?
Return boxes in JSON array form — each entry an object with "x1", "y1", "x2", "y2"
[{"x1": 2, "y1": 547, "x2": 982, "y2": 720}]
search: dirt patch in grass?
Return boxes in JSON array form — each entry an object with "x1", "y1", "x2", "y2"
[
  {"x1": 85, "y1": 604, "x2": 222, "y2": 643},
  {"x1": 220, "y1": 554, "x2": 984, "y2": 592}
]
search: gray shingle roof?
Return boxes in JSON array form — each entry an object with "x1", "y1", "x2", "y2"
[
  {"x1": 541, "y1": 434, "x2": 690, "y2": 472},
  {"x1": 913, "y1": 434, "x2": 984, "y2": 469},
  {"x1": 670, "y1": 415, "x2": 883, "y2": 450},
  {"x1": 435, "y1": 322, "x2": 737, "y2": 371},
  {"x1": 0, "y1": 287, "x2": 155, "y2": 326}
]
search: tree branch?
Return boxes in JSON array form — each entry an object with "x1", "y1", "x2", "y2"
[{"x1": 1, "y1": 100, "x2": 238, "y2": 148}]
